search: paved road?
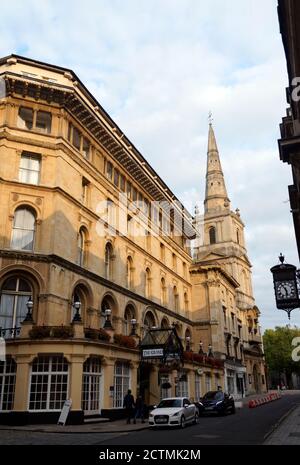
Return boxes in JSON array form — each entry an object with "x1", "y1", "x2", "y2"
[
  {"x1": 100, "y1": 393, "x2": 300, "y2": 446},
  {"x1": 0, "y1": 393, "x2": 299, "y2": 445}
]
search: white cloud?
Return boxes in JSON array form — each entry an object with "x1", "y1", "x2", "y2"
[{"x1": 0, "y1": 0, "x2": 298, "y2": 328}]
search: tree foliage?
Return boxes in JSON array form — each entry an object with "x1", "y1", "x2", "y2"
[{"x1": 263, "y1": 326, "x2": 300, "y2": 384}]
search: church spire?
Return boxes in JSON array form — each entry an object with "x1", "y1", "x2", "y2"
[{"x1": 204, "y1": 122, "x2": 230, "y2": 213}]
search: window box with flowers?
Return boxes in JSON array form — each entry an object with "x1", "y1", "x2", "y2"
[
  {"x1": 84, "y1": 328, "x2": 111, "y2": 342},
  {"x1": 29, "y1": 325, "x2": 74, "y2": 339},
  {"x1": 113, "y1": 334, "x2": 137, "y2": 349}
]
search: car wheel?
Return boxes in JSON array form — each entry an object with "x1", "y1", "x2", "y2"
[
  {"x1": 180, "y1": 416, "x2": 186, "y2": 429},
  {"x1": 193, "y1": 412, "x2": 199, "y2": 424}
]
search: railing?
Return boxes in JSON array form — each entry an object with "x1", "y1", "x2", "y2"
[{"x1": 0, "y1": 327, "x2": 21, "y2": 339}]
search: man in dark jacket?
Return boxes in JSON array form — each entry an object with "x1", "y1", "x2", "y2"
[
  {"x1": 123, "y1": 389, "x2": 135, "y2": 424},
  {"x1": 134, "y1": 395, "x2": 145, "y2": 424}
]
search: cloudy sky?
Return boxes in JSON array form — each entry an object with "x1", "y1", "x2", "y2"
[{"x1": 1, "y1": 0, "x2": 298, "y2": 330}]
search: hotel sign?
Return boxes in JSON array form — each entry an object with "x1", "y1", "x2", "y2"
[{"x1": 142, "y1": 348, "x2": 164, "y2": 358}]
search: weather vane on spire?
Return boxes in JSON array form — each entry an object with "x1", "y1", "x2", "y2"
[{"x1": 208, "y1": 111, "x2": 213, "y2": 125}]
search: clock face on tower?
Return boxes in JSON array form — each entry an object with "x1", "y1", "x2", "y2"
[{"x1": 275, "y1": 280, "x2": 297, "y2": 300}]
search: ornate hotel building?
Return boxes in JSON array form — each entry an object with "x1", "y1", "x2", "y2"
[{"x1": 0, "y1": 55, "x2": 265, "y2": 425}]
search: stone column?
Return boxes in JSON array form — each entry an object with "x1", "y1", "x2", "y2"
[
  {"x1": 102, "y1": 358, "x2": 115, "y2": 410},
  {"x1": 13, "y1": 355, "x2": 32, "y2": 411},
  {"x1": 69, "y1": 353, "x2": 85, "y2": 411},
  {"x1": 149, "y1": 365, "x2": 160, "y2": 405}
]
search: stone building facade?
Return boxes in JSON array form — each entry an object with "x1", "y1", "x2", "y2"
[{"x1": 0, "y1": 55, "x2": 264, "y2": 424}]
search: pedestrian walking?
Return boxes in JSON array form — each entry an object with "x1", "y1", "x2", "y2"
[{"x1": 123, "y1": 389, "x2": 135, "y2": 424}]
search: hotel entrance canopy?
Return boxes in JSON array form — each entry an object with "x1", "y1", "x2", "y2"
[{"x1": 140, "y1": 327, "x2": 184, "y2": 364}]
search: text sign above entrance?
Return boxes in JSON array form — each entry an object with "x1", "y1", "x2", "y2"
[{"x1": 142, "y1": 348, "x2": 164, "y2": 358}]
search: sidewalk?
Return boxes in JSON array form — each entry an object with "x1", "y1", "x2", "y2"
[
  {"x1": 264, "y1": 402, "x2": 300, "y2": 445},
  {"x1": 0, "y1": 419, "x2": 149, "y2": 435}
]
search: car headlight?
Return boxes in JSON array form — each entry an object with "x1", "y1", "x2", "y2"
[
  {"x1": 149, "y1": 413, "x2": 154, "y2": 417},
  {"x1": 216, "y1": 401, "x2": 223, "y2": 406},
  {"x1": 172, "y1": 411, "x2": 181, "y2": 417}
]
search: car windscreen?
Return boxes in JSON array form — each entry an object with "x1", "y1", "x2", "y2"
[
  {"x1": 203, "y1": 391, "x2": 224, "y2": 401},
  {"x1": 157, "y1": 399, "x2": 182, "y2": 408}
]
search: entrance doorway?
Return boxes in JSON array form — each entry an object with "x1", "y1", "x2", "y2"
[{"x1": 138, "y1": 363, "x2": 151, "y2": 405}]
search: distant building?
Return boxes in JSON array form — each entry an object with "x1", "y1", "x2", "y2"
[{"x1": 192, "y1": 124, "x2": 266, "y2": 398}]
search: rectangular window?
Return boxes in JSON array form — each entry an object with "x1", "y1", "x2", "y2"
[
  {"x1": 18, "y1": 107, "x2": 34, "y2": 130},
  {"x1": 67, "y1": 122, "x2": 72, "y2": 141},
  {"x1": 114, "y1": 169, "x2": 119, "y2": 187},
  {"x1": 205, "y1": 374, "x2": 211, "y2": 393},
  {"x1": 120, "y1": 175, "x2": 126, "y2": 192},
  {"x1": 82, "y1": 137, "x2": 90, "y2": 159},
  {"x1": 132, "y1": 187, "x2": 137, "y2": 202},
  {"x1": 36, "y1": 111, "x2": 52, "y2": 134},
  {"x1": 19, "y1": 152, "x2": 41, "y2": 185},
  {"x1": 113, "y1": 362, "x2": 130, "y2": 408},
  {"x1": 195, "y1": 374, "x2": 202, "y2": 401},
  {"x1": 72, "y1": 126, "x2": 81, "y2": 150},
  {"x1": 127, "y1": 181, "x2": 132, "y2": 199},
  {"x1": 106, "y1": 161, "x2": 113, "y2": 180}
]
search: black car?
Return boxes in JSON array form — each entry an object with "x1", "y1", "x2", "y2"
[{"x1": 197, "y1": 391, "x2": 235, "y2": 415}]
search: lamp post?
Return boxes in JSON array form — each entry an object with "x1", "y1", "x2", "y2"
[
  {"x1": 198, "y1": 340, "x2": 204, "y2": 354},
  {"x1": 103, "y1": 308, "x2": 113, "y2": 329},
  {"x1": 208, "y1": 343, "x2": 213, "y2": 357},
  {"x1": 186, "y1": 336, "x2": 191, "y2": 352},
  {"x1": 72, "y1": 300, "x2": 82, "y2": 322},
  {"x1": 270, "y1": 253, "x2": 300, "y2": 319},
  {"x1": 130, "y1": 318, "x2": 137, "y2": 336},
  {"x1": 24, "y1": 296, "x2": 34, "y2": 322}
]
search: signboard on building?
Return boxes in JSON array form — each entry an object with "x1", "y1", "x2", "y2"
[{"x1": 142, "y1": 348, "x2": 164, "y2": 358}]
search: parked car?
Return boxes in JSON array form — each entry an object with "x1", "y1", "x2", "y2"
[
  {"x1": 198, "y1": 391, "x2": 235, "y2": 415},
  {"x1": 149, "y1": 397, "x2": 199, "y2": 428}
]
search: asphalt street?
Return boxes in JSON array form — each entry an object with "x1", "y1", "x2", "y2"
[
  {"x1": 100, "y1": 393, "x2": 300, "y2": 445},
  {"x1": 0, "y1": 393, "x2": 299, "y2": 445}
]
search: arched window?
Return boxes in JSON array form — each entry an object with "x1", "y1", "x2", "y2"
[
  {"x1": 0, "y1": 357, "x2": 17, "y2": 411},
  {"x1": 72, "y1": 285, "x2": 88, "y2": 323},
  {"x1": 173, "y1": 286, "x2": 179, "y2": 312},
  {"x1": 209, "y1": 226, "x2": 216, "y2": 245},
  {"x1": 11, "y1": 207, "x2": 36, "y2": 251},
  {"x1": 101, "y1": 294, "x2": 116, "y2": 328},
  {"x1": 161, "y1": 317, "x2": 169, "y2": 329},
  {"x1": 77, "y1": 228, "x2": 87, "y2": 267},
  {"x1": 82, "y1": 357, "x2": 102, "y2": 414},
  {"x1": 144, "y1": 311, "x2": 156, "y2": 330},
  {"x1": 161, "y1": 278, "x2": 166, "y2": 306},
  {"x1": 104, "y1": 243, "x2": 113, "y2": 280},
  {"x1": 29, "y1": 356, "x2": 69, "y2": 411},
  {"x1": 126, "y1": 256, "x2": 134, "y2": 289},
  {"x1": 123, "y1": 304, "x2": 135, "y2": 336},
  {"x1": 0, "y1": 277, "x2": 32, "y2": 334},
  {"x1": 145, "y1": 268, "x2": 151, "y2": 299}
]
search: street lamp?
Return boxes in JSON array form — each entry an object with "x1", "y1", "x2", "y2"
[
  {"x1": 198, "y1": 340, "x2": 204, "y2": 354},
  {"x1": 130, "y1": 318, "x2": 137, "y2": 336},
  {"x1": 72, "y1": 300, "x2": 82, "y2": 322},
  {"x1": 24, "y1": 296, "x2": 34, "y2": 322},
  {"x1": 103, "y1": 308, "x2": 113, "y2": 329},
  {"x1": 270, "y1": 253, "x2": 300, "y2": 319},
  {"x1": 186, "y1": 336, "x2": 191, "y2": 352}
]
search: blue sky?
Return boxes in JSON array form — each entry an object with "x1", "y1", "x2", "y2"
[{"x1": 0, "y1": 0, "x2": 298, "y2": 329}]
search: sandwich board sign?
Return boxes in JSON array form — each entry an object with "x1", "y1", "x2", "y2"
[{"x1": 58, "y1": 399, "x2": 72, "y2": 426}]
